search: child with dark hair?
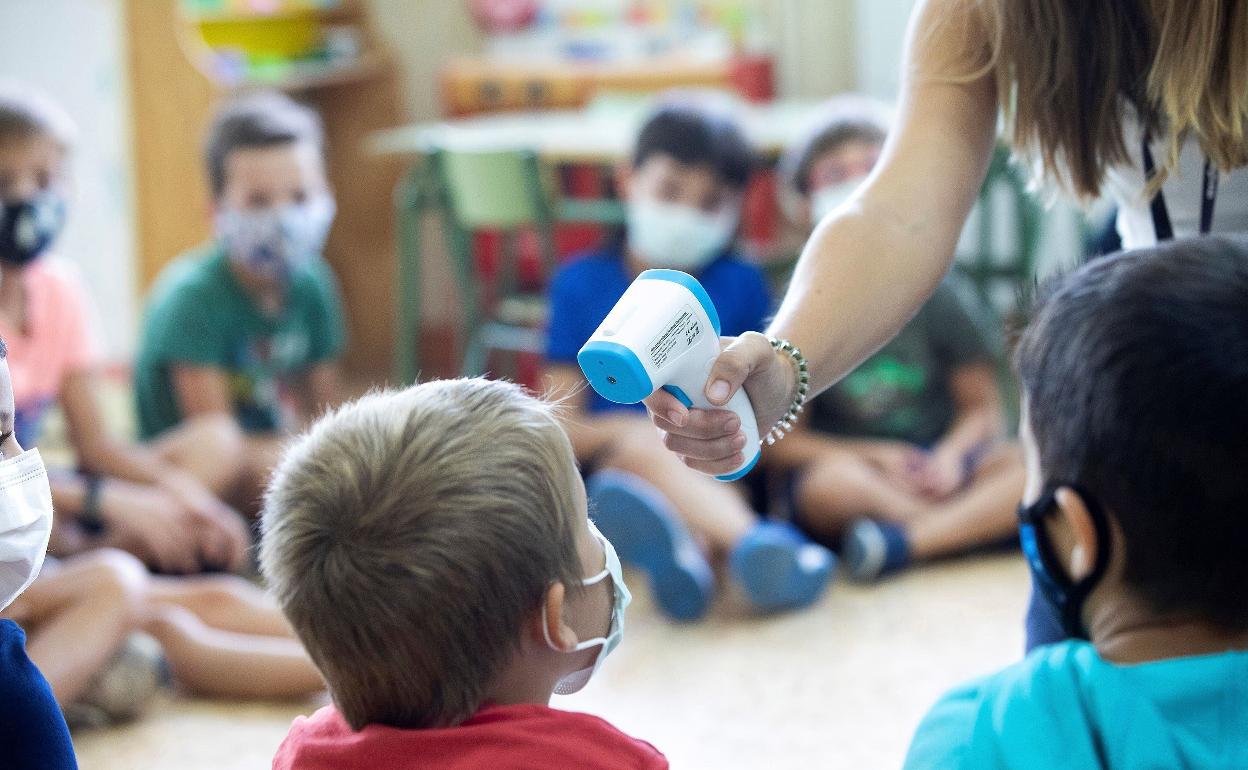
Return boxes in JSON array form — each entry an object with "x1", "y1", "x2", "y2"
[
  {"x1": 0, "y1": 81, "x2": 248, "y2": 574},
  {"x1": 543, "y1": 97, "x2": 833, "y2": 621},
  {"x1": 262, "y1": 379, "x2": 665, "y2": 769},
  {"x1": 134, "y1": 90, "x2": 345, "y2": 515},
  {"x1": 770, "y1": 95, "x2": 1025, "y2": 581},
  {"x1": 905, "y1": 235, "x2": 1248, "y2": 768}
]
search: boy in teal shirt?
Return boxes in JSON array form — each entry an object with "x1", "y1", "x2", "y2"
[
  {"x1": 135, "y1": 91, "x2": 345, "y2": 512},
  {"x1": 905, "y1": 236, "x2": 1248, "y2": 768}
]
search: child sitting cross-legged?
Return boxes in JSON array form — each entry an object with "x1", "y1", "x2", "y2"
[
  {"x1": 904, "y1": 236, "x2": 1248, "y2": 768},
  {"x1": 261, "y1": 379, "x2": 666, "y2": 769}
]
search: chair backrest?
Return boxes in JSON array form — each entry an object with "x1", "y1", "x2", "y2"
[{"x1": 438, "y1": 148, "x2": 549, "y2": 230}]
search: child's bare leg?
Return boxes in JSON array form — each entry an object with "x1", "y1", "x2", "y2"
[
  {"x1": 6, "y1": 550, "x2": 146, "y2": 707},
  {"x1": 151, "y1": 414, "x2": 246, "y2": 498},
  {"x1": 599, "y1": 417, "x2": 754, "y2": 553},
  {"x1": 904, "y1": 444, "x2": 1025, "y2": 559},
  {"x1": 147, "y1": 575, "x2": 294, "y2": 638},
  {"x1": 142, "y1": 605, "x2": 323, "y2": 699},
  {"x1": 795, "y1": 449, "x2": 933, "y2": 541}
]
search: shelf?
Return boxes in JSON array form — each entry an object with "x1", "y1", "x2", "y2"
[
  {"x1": 186, "y1": 2, "x2": 360, "y2": 25},
  {"x1": 220, "y1": 50, "x2": 389, "y2": 91}
]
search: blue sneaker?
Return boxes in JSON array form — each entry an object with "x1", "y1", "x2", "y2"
[
  {"x1": 729, "y1": 521, "x2": 836, "y2": 612},
  {"x1": 586, "y1": 470, "x2": 715, "y2": 622},
  {"x1": 842, "y1": 518, "x2": 911, "y2": 581}
]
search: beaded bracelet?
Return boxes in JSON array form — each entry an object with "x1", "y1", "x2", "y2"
[{"x1": 763, "y1": 337, "x2": 809, "y2": 445}]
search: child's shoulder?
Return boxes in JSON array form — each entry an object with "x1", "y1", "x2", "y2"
[
  {"x1": 553, "y1": 248, "x2": 626, "y2": 281},
  {"x1": 147, "y1": 244, "x2": 229, "y2": 305}
]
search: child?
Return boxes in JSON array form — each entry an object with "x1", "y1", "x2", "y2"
[
  {"x1": 261, "y1": 379, "x2": 666, "y2": 769},
  {"x1": 134, "y1": 90, "x2": 345, "y2": 515},
  {"x1": 0, "y1": 81, "x2": 248, "y2": 574},
  {"x1": 770, "y1": 96, "x2": 1024, "y2": 580},
  {"x1": 0, "y1": 335, "x2": 76, "y2": 768},
  {"x1": 544, "y1": 98, "x2": 833, "y2": 621},
  {"x1": 905, "y1": 236, "x2": 1248, "y2": 767}
]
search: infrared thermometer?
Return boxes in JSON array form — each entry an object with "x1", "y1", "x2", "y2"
[{"x1": 577, "y1": 269, "x2": 761, "y2": 481}]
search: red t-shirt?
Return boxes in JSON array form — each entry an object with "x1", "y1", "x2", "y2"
[{"x1": 273, "y1": 703, "x2": 668, "y2": 770}]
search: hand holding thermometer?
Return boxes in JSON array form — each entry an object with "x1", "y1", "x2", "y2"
[{"x1": 577, "y1": 269, "x2": 761, "y2": 481}]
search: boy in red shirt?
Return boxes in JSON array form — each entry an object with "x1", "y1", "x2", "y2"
[{"x1": 260, "y1": 379, "x2": 666, "y2": 769}]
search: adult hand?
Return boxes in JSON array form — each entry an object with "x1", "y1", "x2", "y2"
[
  {"x1": 160, "y1": 472, "x2": 251, "y2": 572},
  {"x1": 643, "y1": 332, "x2": 795, "y2": 476}
]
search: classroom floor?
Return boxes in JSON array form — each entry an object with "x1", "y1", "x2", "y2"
[{"x1": 73, "y1": 553, "x2": 1029, "y2": 770}]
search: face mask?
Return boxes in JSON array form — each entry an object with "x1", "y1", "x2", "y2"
[
  {"x1": 544, "y1": 519, "x2": 632, "y2": 695},
  {"x1": 627, "y1": 197, "x2": 737, "y2": 273},
  {"x1": 0, "y1": 192, "x2": 66, "y2": 267},
  {"x1": 0, "y1": 448, "x2": 53, "y2": 611},
  {"x1": 1017, "y1": 485, "x2": 1112, "y2": 640},
  {"x1": 216, "y1": 195, "x2": 335, "y2": 281},
  {"x1": 810, "y1": 176, "x2": 866, "y2": 224}
]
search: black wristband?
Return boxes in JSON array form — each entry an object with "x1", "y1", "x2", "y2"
[{"x1": 79, "y1": 474, "x2": 107, "y2": 536}]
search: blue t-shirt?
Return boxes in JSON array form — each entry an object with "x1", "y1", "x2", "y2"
[
  {"x1": 905, "y1": 640, "x2": 1248, "y2": 769},
  {"x1": 0, "y1": 620, "x2": 77, "y2": 769},
  {"x1": 546, "y1": 248, "x2": 772, "y2": 414}
]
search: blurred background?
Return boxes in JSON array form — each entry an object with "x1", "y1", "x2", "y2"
[{"x1": 0, "y1": 0, "x2": 1087, "y2": 386}]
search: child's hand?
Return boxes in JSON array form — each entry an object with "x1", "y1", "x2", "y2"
[
  {"x1": 99, "y1": 480, "x2": 205, "y2": 574},
  {"x1": 863, "y1": 441, "x2": 929, "y2": 496},
  {"x1": 159, "y1": 472, "x2": 251, "y2": 572},
  {"x1": 914, "y1": 450, "x2": 965, "y2": 500}
]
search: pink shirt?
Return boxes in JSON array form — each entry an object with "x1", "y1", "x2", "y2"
[{"x1": 0, "y1": 256, "x2": 102, "y2": 417}]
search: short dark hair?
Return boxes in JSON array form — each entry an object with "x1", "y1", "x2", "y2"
[
  {"x1": 1015, "y1": 236, "x2": 1248, "y2": 630},
  {"x1": 632, "y1": 99, "x2": 755, "y2": 190},
  {"x1": 260, "y1": 379, "x2": 585, "y2": 730},
  {"x1": 0, "y1": 81, "x2": 76, "y2": 149},
  {"x1": 203, "y1": 90, "x2": 324, "y2": 198},
  {"x1": 779, "y1": 95, "x2": 889, "y2": 197}
]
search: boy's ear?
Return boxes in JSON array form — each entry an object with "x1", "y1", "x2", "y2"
[
  {"x1": 536, "y1": 581, "x2": 580, "y2": 652},
  {"x1": 1055, "y1": 487, "x2": 1098, "y2": 581},
  {"x1": 614, "y1": 161, "x2": 634, "y2": 201}
]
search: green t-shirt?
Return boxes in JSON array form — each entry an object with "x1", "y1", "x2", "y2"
[
  {"x1": 807, "y1": 280, "x2": 995, "y2": 446},
  {"x1": 134, "y1": 243, "x2": 346, "y2": 440}
]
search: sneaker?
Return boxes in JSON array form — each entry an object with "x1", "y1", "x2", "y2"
[
  {"x1": 63, "y1": 632, "x2": 165, "y2": 729},
  {"x1": 842, "y1": 518, "x2": 912, "y2": 581},
  {"x1": 729, "y1": 521, "x2": 836, "y2": 612},
  {"x1": 587, "y1": 470, "x2": 715, "y2": 622}
]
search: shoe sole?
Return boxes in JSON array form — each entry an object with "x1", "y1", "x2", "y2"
[
  {"x1": 588, "y1": 475, "x2": 714, "y2": 622},
  {"x1": 732, "y1": 538, "x2": 835, "y2": 612}
]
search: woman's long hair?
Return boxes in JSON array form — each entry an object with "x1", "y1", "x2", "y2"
[{"x1": 965, "y1": 0, "x2": 1248, "y2": 198}]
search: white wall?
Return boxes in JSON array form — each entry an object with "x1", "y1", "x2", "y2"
[{"x1": 0, "y1": 0, "x2": 137, "y2": 362}]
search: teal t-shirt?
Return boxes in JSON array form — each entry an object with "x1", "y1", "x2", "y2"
[
  {"x1": 134, "y1": 243, "x2": 346, "y2": 440},
  {"x1": 905, "y1": 640, "x2": 1248, "y2": 769}
]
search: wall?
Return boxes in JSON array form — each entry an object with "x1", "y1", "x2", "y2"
[{"x1": 0, "y1": 0, "x2": 137, "y2": 362}]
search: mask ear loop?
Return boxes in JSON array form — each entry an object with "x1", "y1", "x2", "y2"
[{"x1": 1020, "y1": 484, "x2": 1113, "y2": 639}]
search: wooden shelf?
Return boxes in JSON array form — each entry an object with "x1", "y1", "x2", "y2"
[{"x1": 185, "y1": 2, "x2": 360, "y2": 24}]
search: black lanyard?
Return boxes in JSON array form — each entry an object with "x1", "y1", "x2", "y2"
[{"x1": 1142, "y1": 137, "x2": 1219, "y2": 240}]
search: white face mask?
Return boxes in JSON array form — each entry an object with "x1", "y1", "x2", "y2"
[
  {"x1": 544, "y1": 520, "x2": 632, "y2": 695},
  {"x1": 0, "y1": 449, "x2": 53, "y2": 611},
  {"x1": 810, "y1": 176, "x2": 867, "y2": 224},
  {"x1": 627, "y1": 197, "x2": 737, "y2": 273},
  {"x1": 216, "y1": 195, "x2": 336, "y2": 281}
]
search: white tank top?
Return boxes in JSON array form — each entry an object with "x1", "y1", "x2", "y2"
[{"x1": 1102, "y1": 121, "x2": 1248, "y2": 248}]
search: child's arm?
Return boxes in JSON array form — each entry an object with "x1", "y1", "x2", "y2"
[
  {"x1": 296, "y1": 362, "x2": 342, "y2": 426},
  {"x1": 60, "y1": 369, "x2": 249, "y2": 570},
  {"x1": 921, "y1": 363, "x2": 1004, "y2": 497}
]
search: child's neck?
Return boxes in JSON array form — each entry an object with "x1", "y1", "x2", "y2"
[
  {"x1": 1089, "y1": 592, "x2": 1248, "y2": 664},
  {"x1": 486, "y1": 653, "x2": 560, "y2": 710},
  {"x1": 622, "y1": 247, "x2": 647, "y2": 280},
  {"x1": 227, "y1": 259, "x2": 286, "y2": 316}
]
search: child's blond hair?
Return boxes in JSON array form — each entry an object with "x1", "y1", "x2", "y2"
[{"x1": 260, "y1": 379, "x2": 585, "y2": 730}]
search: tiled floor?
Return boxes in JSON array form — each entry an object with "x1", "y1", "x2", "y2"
[{"x1": 74, "y1": 553, "x2": 1029, "y2": 770}]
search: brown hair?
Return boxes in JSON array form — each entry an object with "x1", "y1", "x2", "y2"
[
  {"x1": 779, "y1": 95, "x2": 890, "y2": 197},
  {"x1": 259, "y1": 379, "x2": 584, "y2": 730},
  {"x1": 203, "y1": 90, "x2": 323, "y2": 198},
  {"x1": 0, "y1": 81, "x2": 76, "y2": 150},
  {"x1": 963, "y1": 0, "x2": 1248, "y2": 198}
]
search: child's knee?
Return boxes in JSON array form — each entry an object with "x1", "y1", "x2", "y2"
[{"x1": 77, "y1": 548, "x2": 149, "y2": 615}]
